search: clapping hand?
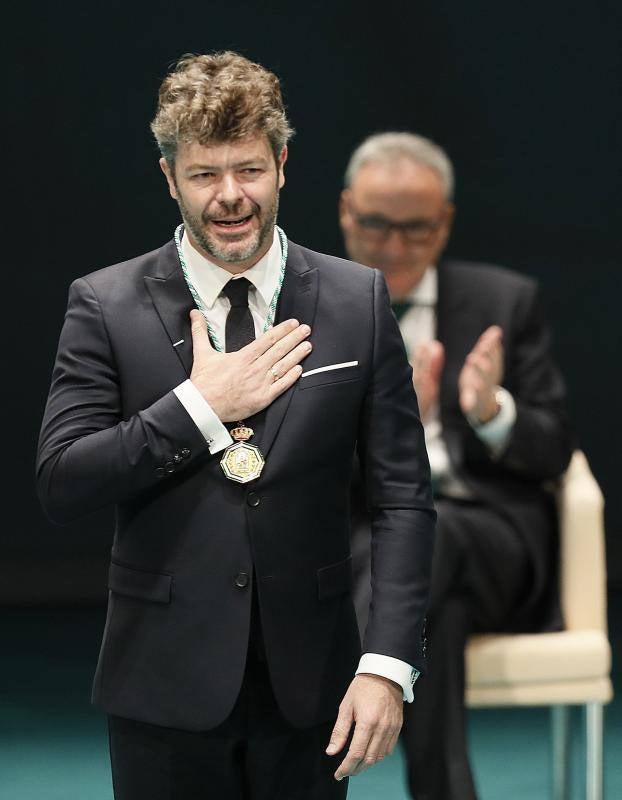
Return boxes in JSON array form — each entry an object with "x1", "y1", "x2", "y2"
[
  {"x1": 458, "y1": 325, "x2": 504, "y2": 424},
  {"x1": 412, "y1": 340, "x2": 445, "y2": 422}
]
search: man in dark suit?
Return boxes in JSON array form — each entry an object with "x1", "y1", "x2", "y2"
[
  {"x1": 36, "y1": 56, "x2": 435, "y2": 799},
  {"x1": 340, "y1": 132, "x2": 573, "y2": 800}
]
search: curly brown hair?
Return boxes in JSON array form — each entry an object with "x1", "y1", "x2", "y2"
[{"x1": 151, "y1": 51, "x2": 294, "y2": 168}]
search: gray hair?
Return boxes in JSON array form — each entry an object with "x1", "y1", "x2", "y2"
[{"x1": 344, "y1": 132, "x2": 454, "y2": 201}]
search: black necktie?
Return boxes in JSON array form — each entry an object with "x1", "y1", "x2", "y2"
[{"x1": 222, "y1": 277, "x2": 255, "y2": 352}]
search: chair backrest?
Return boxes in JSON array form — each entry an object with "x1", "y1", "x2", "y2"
[{"x1": 557, "y1": 451, "x2": 607, "y2": 632}]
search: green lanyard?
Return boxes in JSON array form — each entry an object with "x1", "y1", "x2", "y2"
[{"x1": 174, "y1": 224, "x2": 288, "y2": 353}]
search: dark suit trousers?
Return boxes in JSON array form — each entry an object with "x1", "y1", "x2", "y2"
[
  {"x1": 402, "y1": 499, "x2": 532, "y2": 800},
  {"x1": 108, "y1": 590, "x2": 348, "y2": 800},
  {"x1": 352, "y1": 498, "x2": 533, "y2": 800}
]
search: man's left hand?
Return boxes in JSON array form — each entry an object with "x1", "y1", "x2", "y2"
[
  {"x1": 326, "y1": 674, "x2": 403, "y2": 781},
  {"x1": 458, "y1": 325, "x2": 504, "y2": 423}
]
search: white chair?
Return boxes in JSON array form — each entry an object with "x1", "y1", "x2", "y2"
[{"x1": 465, "y1": 451, "x2": 613, "y2": 800}]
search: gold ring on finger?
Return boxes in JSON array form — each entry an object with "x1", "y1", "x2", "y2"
[{"x1": 270, "y1": 366, "x2": 279, "y2": 382}]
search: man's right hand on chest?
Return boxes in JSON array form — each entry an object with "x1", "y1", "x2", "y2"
[{"x1": 188, "y1": 309, "x2": 312, "y2": 423}]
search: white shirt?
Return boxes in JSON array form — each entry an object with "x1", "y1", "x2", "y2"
[
  {"x1": 173, "y1": 229, "x2": 283, "y2": 454},
  {"x1": 398, "y1": 266, "x2": 516, "y2": 496},
  {"x1": 172, "y1": 228, "x2": 419, "y2": 701}
]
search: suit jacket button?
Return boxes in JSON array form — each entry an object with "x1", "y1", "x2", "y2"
[
  {"x1": 181, "y1": 448, "x2": 191, "y2": 459},
  {"x1": 155, "y1": 467, "x2": 165, "y2": 477},
  {"x1": 165, "y1": 461, "x2": 175, "y2": 473},
  {"x1": 247, "y1": 493, "x2": 260, "y2": 508},
  {"x1": 235, "y1": 572, "x2": 249, "y2": 589}
]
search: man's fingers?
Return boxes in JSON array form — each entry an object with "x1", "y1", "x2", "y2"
[
  {"x1": 328, "y1": 676, "x2": 403, "y2": 781},
  {"x1": 255, "y1": 323, "x2": 311, "y2": 371},
  {"x1": 386, "y1": 726, "x2": 400, "y2": 756},
  {"x1": 465, "y1": 351, "x2": 493, "y2": 380},
  {"x1": 326, "y1": 707, "x2": 354, "y2": 757},
  {"x1": 267, "y1": 364, "x2": 304, "y2": 400},
  {"x1": 189, "y1": 309, "x2": 214, "y2": 355},
  {"x1": 349, "y1": 725, "x2": 392, "y2": 775},
  {"x1": 475, "y1": 324, "x2": 503, "y2": 350},
  {"x1": 474, "y1": 339, "x2": 503, "y2": 368},
  {"x1": 246, "y1": 319, "x2": 305, "y2": 360},
  {"x1": 269, "y1": 341, "x2": 313, "y2": 382},
  {"x1": 460, "y1": 364, "x2": 486, "y2": 396},
  {"x1": 334, "y1": 722, "x2": 373, "y2": 781},
  {"x1": 413, "y1": 340, "x2": 444, "y2": 377}
]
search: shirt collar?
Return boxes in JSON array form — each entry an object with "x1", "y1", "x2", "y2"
[
  {"x1": 406, "y1": 265, "x2": 437, "y2": 306},
  {"x1": 180, "y1": 227, "x2": 282, "y2": 310}
]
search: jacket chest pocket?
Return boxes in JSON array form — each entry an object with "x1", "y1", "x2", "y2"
[{"x1": 299, "y1": 361, "x2": 360, "y2": 390}]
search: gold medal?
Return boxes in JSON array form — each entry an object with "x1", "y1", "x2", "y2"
[{"x1": 220, "y1": 423, "x2": 265, "y2": 483}]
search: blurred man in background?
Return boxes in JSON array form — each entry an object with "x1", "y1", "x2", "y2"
[{"x1": 340, "y1": 132, "x2": 573, "y2": 800}]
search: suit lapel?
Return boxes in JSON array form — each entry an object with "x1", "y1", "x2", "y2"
[
  {"x1": 144, "y1": 240, "x2": 195, "y2": 376},
  {"x1": 143, "y1": 237, "x2": 318, "y2": 460},
  {"x1": 257, "y1": 241, "x2": 318, "y2": 458}
]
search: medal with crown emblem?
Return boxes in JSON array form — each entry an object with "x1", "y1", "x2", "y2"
[{"x1": 220, "y1": 423, "x2": 265, "y2": 483}]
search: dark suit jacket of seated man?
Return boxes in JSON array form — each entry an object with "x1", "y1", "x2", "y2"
[
  {"x1": 340, "y1": 131, "x2": 573, "y2": 800},
  {"x1": 36, "y1": 55, "x2": 435, "y2": 800}
]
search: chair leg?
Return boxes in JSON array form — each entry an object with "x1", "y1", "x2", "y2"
[
  {"x1": 585, "y1": 702, "x2": 604, "y2": 800},
  {"x1": 551, "y1": 705, "x2": 570, "y2": 800}
]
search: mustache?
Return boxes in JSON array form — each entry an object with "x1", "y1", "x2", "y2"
[{"x1": 202, "y1": 201, "x2": 260, "y2": 223}]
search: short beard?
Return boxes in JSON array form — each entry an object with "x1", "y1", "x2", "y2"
[{"x1": 177, "y1": 191, "x2": 279, "y2": 266}]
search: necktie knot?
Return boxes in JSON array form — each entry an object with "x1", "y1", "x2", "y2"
[{"x1": 222, "y1": 277, "x2": 251, "y2": 309}]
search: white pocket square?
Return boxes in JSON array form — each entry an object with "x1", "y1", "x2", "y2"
[{"x1": 301, "y1": 361, "x2": 358, "y2": 378}]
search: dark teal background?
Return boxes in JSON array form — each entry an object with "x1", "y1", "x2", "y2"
[
  {"x1": 7, "y1": 0, "x2": 621, "y2": 595},
  {"x1": 2, "y1": 602, "x2": 620, "y2": 797}
]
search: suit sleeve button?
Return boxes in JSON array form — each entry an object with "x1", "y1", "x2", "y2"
[
  {"x1": 234, "y1": 572, "x2": 249, "y2": 589},
  {"x1": 155, "y1": 467, "x2": 166, "y2": 477},
  {"x1": 181, "y1": 448, "x2": 191, "y2": 459},
  {"x1": 247, "y1": 493, "x2": 260, "y2": 508},
  {"x1": 165, "y1": 461, "x2": 175, "y2": 474},
  {"x1": 173, "y1": 453, "x2": 183, "y2": 464}
]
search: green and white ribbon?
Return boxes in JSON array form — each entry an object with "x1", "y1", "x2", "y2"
[{"x1": 174, "y1": 224, "x2": 288, "y2": 353}]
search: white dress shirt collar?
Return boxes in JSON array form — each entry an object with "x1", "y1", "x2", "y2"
[
  {"x1": 406, "y1": 264, "x2": 437, "y2": 306},
  {"x1": 180, "y1": 227, "x2": 283, "y2": 311}
]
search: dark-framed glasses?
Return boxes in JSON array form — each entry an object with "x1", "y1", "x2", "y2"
[{"x1": 350, "y1": 206, "x2": 444, "y2": 243}]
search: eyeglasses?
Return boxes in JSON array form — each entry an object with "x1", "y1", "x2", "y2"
[{"x1": 349, "y1": 204, "x2": 444, "y2": 244}]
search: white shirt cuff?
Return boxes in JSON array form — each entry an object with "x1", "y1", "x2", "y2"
[
  {"x1": 173, "y1": 380, "x2": 233, "y2": 454},
  {"x1": 356, "y1": 653, "x2": 420, "y2": 703},
  {"x1": 468, "y1": 386, "x2": 516, "y2": 456}
]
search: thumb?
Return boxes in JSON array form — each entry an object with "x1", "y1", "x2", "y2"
[
  {"x1": 326, "y1": 704, "x2": 353, "y2": 755},
  {"x1": 189, "y1": 309, "x2": 214, "y2": 359}
]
